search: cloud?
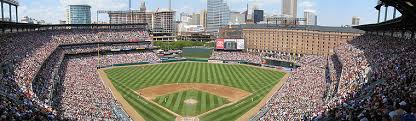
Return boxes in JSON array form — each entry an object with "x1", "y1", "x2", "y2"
[
  {"x1": 19, "y1": 0, "x2": 129, "y2": 24},
  {"x1": 19, "y1": 0, "x2": 64, "y2": 24},
  {"x1": 18, "y1": 0, "x2": 310, "y2": 24},
  {"x1": 300, "y1": 0, "x2": 316, "y2": 13}
]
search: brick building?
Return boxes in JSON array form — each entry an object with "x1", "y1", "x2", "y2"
[{"x1": 220, "y1": 24, "x2": 364, "y2": 56}]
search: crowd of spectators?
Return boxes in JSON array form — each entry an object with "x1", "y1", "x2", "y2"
[
  {"x1": 297, "y1": 55, "x2": 328, "y2": 69},
  {"x1": 2, "y1": 26, "x2": 415, "y2": 121},
  {"x1": 58, "y1": 56, "x2": 116, "y2": 120},
  {"x1": 99, "y1": 52, "x2": 160, "y2": 66},
  {"x1": 56, "y1": 52, "x2": 159, "y2": 120},
  {"x1": 1, "y1": 74, "x2": 55, "y2": 120},
  {"x1": 314, "y1": 34, "x2": 416, "y2": 121},
  {"x1": 260, "y1": 63, "x2": 327, "y2": 120},
  {"x1": 63, "y1": 44, "x2": 152, "y2": 55},
  {"x1": 209, "y1": 51, "x2": 262, "y2": 64},
  {"x1": 0, "y1": 28, "x2": 151, "y2": 120},
  {"x1": 31, "y1": 43, "x2": 156, "y2": 107},
  {"x1": 257, "y1": 34, "x2": 416, "y2": 121},
  {"x1": 261, "y1": 53, "x2": 292, "y2": 62},
  {"x1": 333, "y1": 44, "x2": 371, "y2": 98}
]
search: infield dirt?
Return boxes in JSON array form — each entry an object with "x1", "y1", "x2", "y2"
[{"x1": 137, "y1": 83, "x2": 251, "y2": 102}]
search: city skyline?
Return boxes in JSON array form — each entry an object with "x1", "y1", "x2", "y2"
[{"x1": 16, "y1": 0, "x2": 400, "y2": 26}]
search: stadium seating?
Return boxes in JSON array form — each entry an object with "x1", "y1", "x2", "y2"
[
  {"x1": 0, "y1": 28, "x2": 157, "y2": 120},
  {"x1": 209, "y1": 51, "x2": 262, "y2": 64},
  {"x1": 256, "y1": 34, "x2": 416, "y2": 121},
  {"x1": 1, "y1": 28, "x2": 415, "y2": 121}
]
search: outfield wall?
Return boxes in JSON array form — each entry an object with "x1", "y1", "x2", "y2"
[{"x1": 97, "y1": 59, "x2": 210, "y2": 68}]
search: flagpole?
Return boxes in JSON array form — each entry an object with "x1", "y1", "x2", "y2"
[{"x1": 98, "y1": 43, "x2": 100, "y2": 68}]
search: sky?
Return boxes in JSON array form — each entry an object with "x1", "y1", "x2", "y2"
[{"x1": 11, "y1": 0, "x2": 401, "y2": 26}]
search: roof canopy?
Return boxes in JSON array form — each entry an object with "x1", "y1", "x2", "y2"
[{"x1": 354, "y1": 0, "x2": 416, "y2": 31}]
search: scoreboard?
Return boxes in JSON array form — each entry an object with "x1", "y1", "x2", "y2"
[{"x1": 216, "y1": 39, "x2": 245, "y2": 50}]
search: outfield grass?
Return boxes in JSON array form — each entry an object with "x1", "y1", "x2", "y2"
[
  {"x1": 104, "y1": 62, "x2": 285, "y2": 121},
  {"x1": 154, "y1": 89, "x2": 230, "y2": 116}
]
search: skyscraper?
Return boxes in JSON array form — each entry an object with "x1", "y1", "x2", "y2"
[
  {"x1": 67, "y1": 5, "x2": 91, "y2": 24},
  {"x1": 253, "y1": 10, "x2": 264, "y2": 24},
  {"x1": 352, "y1": 16, "x2": 360, "y2": 26},
  {"x1": 230, "y1": 11, "x2": 245, "y2": 25},
  {"x1": 139, "y1": 0, "x2": 146, "y2": 12},
  {"x1": 200, "y1": 10, "x2": 207, "y2": 29},
  {"x1": 304, "y1": 10, "x2": 317, "y2": 25},
  {"x1": 207, "y1": 0, "x2": 230, "y2": 33},
  {"x1": 180, "y1": 12, "x2": 192, "y2": 23},
  {"x1": 153, "y1": 11, "x2": 176, "y2": 33},
  {"x1": 282, "y1": 0, "x2": 297, "y2": 18},
  {"x1": 190, "y1": 13, "x2": 201, "y2": 25}
]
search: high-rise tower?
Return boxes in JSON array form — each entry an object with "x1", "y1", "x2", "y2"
[
  {"x1": 282, "y1": 0, "x2": 297, "y2": 18},
  {"x1": 304, "y1": 10, "x2": 317, "y2": 25},
  {"x1": 207, "y1": 0, "x2": 230, "y2": 33},
  {"x1": 140, "y1": 0, "x2": 146, "y2": 12},
  {"x1": 169, "y1": 0, "x2": 172, "y2": 11}
]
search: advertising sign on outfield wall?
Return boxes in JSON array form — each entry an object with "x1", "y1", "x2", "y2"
[
  {"x1": 216, "y1": 39, "x2": 225, "y2": 49},
  {"x1": 236, "y1": 39, "x2": 245, "y2": 50}
]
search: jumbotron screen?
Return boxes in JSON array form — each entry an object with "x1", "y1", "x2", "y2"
[{"x1": 216, "y1": 39, "x2": 245, "y2": 50}]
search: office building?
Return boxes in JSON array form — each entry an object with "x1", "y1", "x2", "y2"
[
  {"x1": 207, "y1": 0, "x2": 230, "y2": 33},
  {"x1": 190, "y1": 13, "x2": 201, "y2": 25},
  {"x1": 304, "y1": 11, "x2": 317, "y2": 25},
  {"x1": 220, "y1": 24, "x2": 364, "y2": 56},
  {"x1": 67, "y1": 5, "x2": 91, "y2": 24},
  {"x1": 178, "y1": 25, "x2": 205, "y2": 32},
  {"x1": 200, "y1": 10, "x2": 208, "y2": 29},
  {"x1": 153, "y1": 10, "x2": 176, "y2": 33},
  {"x1": 180, "y1": 12, "x2": 192, "y2": 23},
  {"x1": 107, "y1": 10, "x2": 175, "y2": 33},
  {"x1": 21, "y1": 16, "x2": 35, "y2": 24},
  {"x1": 230, "y1": 11, "x2": 245, "y2": 25},
  {"x1": 139, "y1": 1, "x2": 146, "y2": 12},
  {"x1": 282, "y1": 0, "x2": 297, "y2": 18},
  {"x1": 108, "y1": 1, "x2": 152, "y2": 26},
  {"x1": 108, "y1": 11, "x2": 153, "y2": 25},
  {"x1": 352, "y1": 16, "x2": 360, "y2": 26},
  {"x1": 253, "y1": 10, "x2": 264, "y2": 24}
]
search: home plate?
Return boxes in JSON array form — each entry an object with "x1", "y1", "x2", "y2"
[{"x1": 176, "y1": 117, "x2": 199, "y2": 121}]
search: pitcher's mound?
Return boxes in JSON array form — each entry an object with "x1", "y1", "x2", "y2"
[{"x1": 184, "y1": 99, "x2": 198, "y2": 105}]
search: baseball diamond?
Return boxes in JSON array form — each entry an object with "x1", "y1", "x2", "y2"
[
  {"x1": 154, "y1": 89, "x2": 230, "y2": 116},
  {"x1": 101, "y1": 62, "x2": 286, "y2": 121}
]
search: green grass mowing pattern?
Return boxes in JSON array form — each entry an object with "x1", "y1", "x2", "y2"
[
  {"x1": 181, "y1": 49, "x2": 212, "y2": 59},
  {"x1": 105, "y1": 62, "x2": 285, "y2": 121},
  {"x1": 154, "y1": 89, "x2": 229, "y2": 116}
]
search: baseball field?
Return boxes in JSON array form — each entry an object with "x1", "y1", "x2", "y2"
[{"x1": 101, "y1": 62, "x2": 286, "y2": 121}]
